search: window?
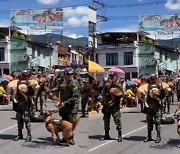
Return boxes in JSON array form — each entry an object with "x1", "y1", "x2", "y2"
[
  {"x1": 0, "y1": 48, "x2": 5, "y2": 61},
  {"x1": 3, "y1": 69, "x2": 9, "y2": 75},
  {"x1": 125, "y1": 72, "x2": 130, "y2": 81},
  {"x1": 132, "y1": 72, "x2": 138, "y2": 78},
  {"x1": 106, "y1": 53, "x2": 118, "y2": 66},
  {"x1": 124, "y1": 52, "x2": 133, "y2": 65}
]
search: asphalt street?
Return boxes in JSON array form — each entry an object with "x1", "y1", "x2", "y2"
[
  {"x1": 0, "y1": 101, "x2": 88, "y2": 154},
  {"x1": 89, "y1": 103, "x2": 180, "y2": 154}
]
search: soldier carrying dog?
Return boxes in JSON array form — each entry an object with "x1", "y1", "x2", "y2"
[
  {"x1": 143, "y1": 74, "x2": 168, "y2": 143},
  {"x1": 14, "y1": 70, "x2": 35, "y2": 142},
  {"x1": 102, "y1": 74, "x2": 123, "y2": 142}
]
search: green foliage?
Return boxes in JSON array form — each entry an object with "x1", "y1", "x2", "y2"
[
  {"x1": 19, "y1": 34, "x2": 26, "y2": 40},
  {"x1": 140, "y1": 36, "x2": 146, "y2": 43},
  {"x1": 26, "y1": 36, "x2": 32, "y2": 41},
  {"x1": 12, "y1": 32, "x2": 19, "y2": 39},
  {"x1": 147, "y1": 39, "x2": 153, "y2": 45}
]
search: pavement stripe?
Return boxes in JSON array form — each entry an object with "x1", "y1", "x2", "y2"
[
  {"x1": 89, "y1": 113, "x2": 174, "y2": 152},
  {"x1": 0, "y1": 124, "x2": 17, "y2": 133},
  {"x1": 88, "y1": 125, "x2": 147, "y2": 152}
]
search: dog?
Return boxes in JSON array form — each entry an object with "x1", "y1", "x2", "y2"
[
  {"x1": 43, "y1": 110, "x2": 74, "y2": 145},
  {"x1": 174, "y1": 104, "x2": 180, "y2": 148}
]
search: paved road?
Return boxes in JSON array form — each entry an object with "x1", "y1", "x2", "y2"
[
  {"x1": 89, "y1": 103, "x2": 180, "y2": 154},
  {"x1": 0, "y1": 101, "x2": 88, "y2": 154}
]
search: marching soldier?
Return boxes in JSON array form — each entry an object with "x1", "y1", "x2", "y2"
[
  {"x1": 144, "y1": 74, "x2": 164, "y2": 143},
  {"x1": 14, "y1": 70, "x2": 34, "y2": 142},
  {"x1": 102, "y1": 74, "x2": 123, "y2": 142}
]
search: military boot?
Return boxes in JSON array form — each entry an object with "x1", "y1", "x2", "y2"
[
  {"x1": 117, "y1": 131, "x2": 122, "y2": 142},
  {"x1": 25, "y1": 128, "x2": 32, "y2": 142},
  {"x1": 155, "y1": 130, "x2": 161, "y2": 143},
  {"x1": 25, "y1": 134, "x2": 32, "y2": 142},
  {"x1": 104, "y1": 130, "x2": 111, "y2": 140},
  {"x1": 144, "y1": 130, "x2": 153, "y2": 142},
  {"x1": 14, "y1": 129, "x2": 23, "y2": 141}
]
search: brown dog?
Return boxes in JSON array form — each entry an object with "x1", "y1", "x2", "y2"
[{"x1": 43, "y1": 110, "x2": 74, "y2": 145}]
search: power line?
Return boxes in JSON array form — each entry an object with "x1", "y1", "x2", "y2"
[{"x1": 104, "y1": 0, "x2": 166, "y2": 9}]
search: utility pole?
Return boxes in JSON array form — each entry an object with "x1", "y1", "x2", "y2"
[{"x1": 92, "y1": 0, "x2": 106, "y2": 62}]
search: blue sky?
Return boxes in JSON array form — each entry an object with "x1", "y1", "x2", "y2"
[{"x1": 1, "y1": 0, "x2": 180, "y2": 39}]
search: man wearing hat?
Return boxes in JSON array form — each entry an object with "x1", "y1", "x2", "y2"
[
  {"x1": 144, "y1": 74, "x2": 162, "y2": 143},
  {"x1": 57, "y1": 70, "x2": 80, "y2": 144},
  {"x1": 102, "y1": 74, "x2": 123, "y2": 142},
  {"x1": 14, "y1": 70, "x2": 34, "y2": 142}
]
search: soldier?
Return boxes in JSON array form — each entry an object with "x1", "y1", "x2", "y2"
[
  {"x1": 102, "y1": 74, "x2": 123, "y2": 142},
  {"x1": 80, "y1": 75, "x2": 89, "y2": 117},
  {"x1": 57, "y1": 70, "x2": 79, "y2": 122},
  {"x1": 144, "y1": 74, "x2": 164, "y2": 143},
  {"x1": 14, "y1": 70, "x2": 34, "y2": 142}
]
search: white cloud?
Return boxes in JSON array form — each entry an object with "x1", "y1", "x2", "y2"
[
  {"x1": 165, "y1": 0, "x2": 180, "y2": 10},
  {"x1": 0, "y1": 19, "x2": 10, "y2": 27},
  {"x1": 99, "y1": 25, "x2": 138, "y2": 33},
  {"x1": 65, "y1": 15, "x2": 88, "y2": 27},
  {"x1": 37, "y1": 0, "x2": 59, "y2": 5},
  {"x1": 63, "y1": 30, "x2": 83, "y2": 39},
  {"x1": 63, "y1": 6, "x2": 89, "y2": 17}
]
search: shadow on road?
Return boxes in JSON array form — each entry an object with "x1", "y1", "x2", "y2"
[
  {"x1": 123, "y1": 136, "x2": 147, "y2": 142},
  {"x1": 22, "y1": 137, "x2": 65, "y2": 148},
  {"x1": 89, "y1": 135, "x2": 116, "y2": 141},
  {"x1": 0, "y1": 134, "x2": 16, "y2": 140},
  {"x1": 139, "y1": 120, "x2": 147, "y2": 123},
  {"x1": 150, "y1": 139, "x2": 180, "y2": 149}
]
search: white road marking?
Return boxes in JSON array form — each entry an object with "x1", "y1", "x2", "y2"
[
  {"x1": 0, "y1": 124, "x2": 17, "y2": 133},
  {"x1": 89, "y1": 113, "x2": 174, "y2": 152},
  {"x1": 89, "y1": 125, "x2": 147, "y2": 152}
]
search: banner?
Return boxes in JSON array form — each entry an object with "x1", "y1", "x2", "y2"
[
  {"x1": 139, "y1": 15, "x2": 180, "y2": 31},
  {"x1": 11, "y1": 8, "x2": 63, "y2": 27}
]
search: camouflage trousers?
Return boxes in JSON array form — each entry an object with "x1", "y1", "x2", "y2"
[
  {"x1": 146, "y1": 109, "x2": 161, "y2": 132},
  {"x1": 16, "y1": 109, "x2": 31, "y2": 134},
  {"x1": 81, "y1": 96, "x2": 88, "y2": 114},
  {"x1": 102, "y1": 106, "x2": 121, "y2": 131}
]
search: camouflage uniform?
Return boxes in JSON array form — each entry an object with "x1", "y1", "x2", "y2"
[
  {"x1": 80, "y1": 78, "x2": 89, "y2": 117},
  {"x1": 144, "y1": 83, "x2": 163, "y2": 143},
  {"x1": 14, "y1": 80, "x2": 34, "y2": 142},
  {"x1": 59, "y1": 78, "x2": 79, "y2": 124},
  {"x1": 102, "y1": 83, "x2": 123, "y2": 142}
]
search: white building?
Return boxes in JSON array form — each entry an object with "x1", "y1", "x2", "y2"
[{"x1": 96, "y1": 32, "x2": 139, "y2": 80}]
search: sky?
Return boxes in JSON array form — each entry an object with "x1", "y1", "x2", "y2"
[{"x1": 1, "y1": 0, "x2": 180, "y2": 39}]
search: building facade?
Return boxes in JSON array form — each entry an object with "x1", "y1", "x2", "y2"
[
  {"x1": 97, "y1": 32, "x2": 180, "y2": 80},
  {"x1": 0, "y1": 27, "x2": 58, "y2": 75}
]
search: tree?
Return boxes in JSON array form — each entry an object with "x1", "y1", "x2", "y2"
[
  {"x1": 147, "y1": 39, "x2": 153, "y2": 45},
  {"x1": 12, "y1": 32, "x2": 19, "y2": 39},
  {"x1": 19, "y1": 34, "x2": 26, "y2": 40},
  {"x1": 140, "y1": 36, "x2": 146, "y2": 43}
]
